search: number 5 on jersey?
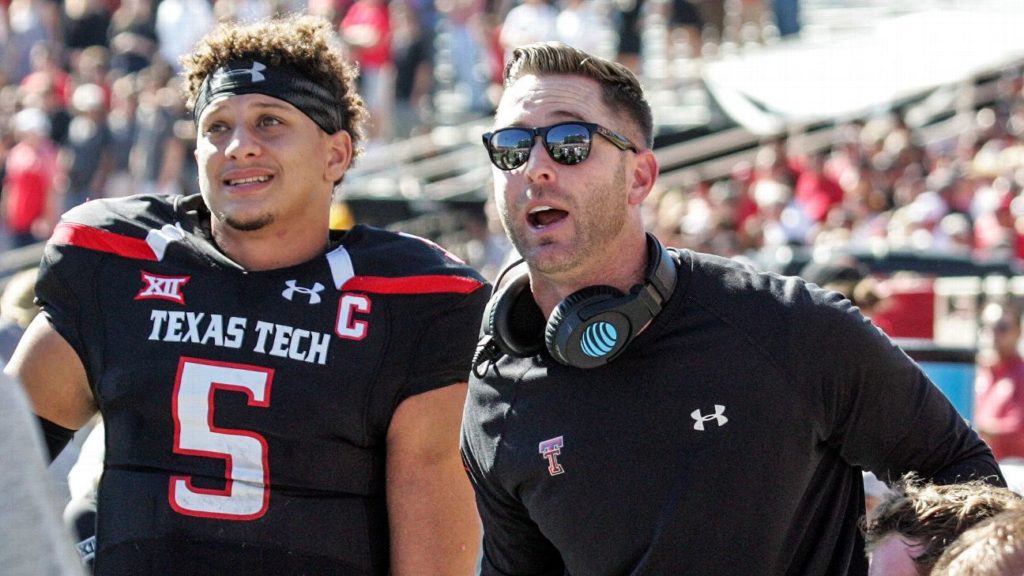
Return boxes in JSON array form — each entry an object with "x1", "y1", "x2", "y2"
[{"x1": 170, "y1": 357, "x2": 274, "y2": 520}]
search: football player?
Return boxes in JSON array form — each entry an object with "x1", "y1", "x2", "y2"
[{"x1": 6, "y1": 15, "x2": 487, "y2": 575}]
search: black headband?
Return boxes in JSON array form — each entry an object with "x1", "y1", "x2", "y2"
[{"x1": 193, "y1": 59, "x2": 344, "y2": 134}]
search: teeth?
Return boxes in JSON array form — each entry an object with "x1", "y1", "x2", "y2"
[
  {"x1": 227, "y1": 175, "x2": 270, "y2": 185},
  {"x1": 529, "y1": 206, "x2": 553, "y2": 214}
]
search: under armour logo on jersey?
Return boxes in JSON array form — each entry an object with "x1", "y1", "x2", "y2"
[
  {"x1": 213, "y1": 61, "x2": 266, "y2": 87},
  {"x1": 691, "y1": 405, "x2": 728, "y2": 431},
  {"x1": 282, "y1": 280, "x2": 325, "y2": 304},
  {"x1": 136, "y1": 271, "x2": 190, "y2": 304},
  {"x1": 539, "y1": 436, "x2": 565, "y2": 476},
  {"x1": 146, "y1": 223, "x2": 185, "y2": 261}
]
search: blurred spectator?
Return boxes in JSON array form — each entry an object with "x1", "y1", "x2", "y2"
[
  {"x1": 20, "y1": 68, "x2": 71, "y2": 145},
  {"x1": 154, "y1": 0, "x2": 214, "y2": 73},
  {"x1": 932, "y1": 508, "x2": 1024, "y2": 576},
  {"x1": 20, "y1": 43, "x2": 69, "y2": 106},
  {"x1": 61, "y1": 0, "x2": 111, "y2": 59},
  {"x1": 975, "y1": 189, "x2": 1024, "y2": 261},
  {"x1": 863, "y1": 474, "x2": 1023, "y2": 576},
  {"x1": 793, "y1": 149, "x2": 845, "y2": 224},
  {"x1": 7, "y1": 0, "x2": 60, "y2": 82},
  {"x1": 72, "y1": 47, "x2": 113, "y2": 109},
  {"x1": 436, "y1": 0, "x2": 494, "y2": 115},
  {"x1": 938, "y1": 212, "x2": 975, "y2": 256},
  {"x1": 129, "y1": 67, "x2": 185, "y2": 196},
  {"x1": 2, "y1": 107, "x2": 59, "y2": 248},
  {"x1": 59, "y1": 83, "x2": 113, "y2": 210},
  {"x1": 975, "y1": 301, "x2": 1024, "y2": 462},
  {"x1": 391, "y1": 0, "x2": 432, "y2": 138},
  {"x1": 556, "y1": 0, "x2": 613, "y2": 57},
  {"x1": 19, "y1": 43, "x2": 71, "y2": 140},
  {"x1": 107, "y1": 0, "x2": 158, "y2": 76},
  {"x1": 104, "y1": 75, "x2": 139, "y2": 198},
  {"x1": 614, "y1": 0, "x2": 643, "y2": 73},
  {"x1": 499, "y1": 0, "x2": 558, "y2": 64},
  {"x1": 341, "y1": 0, "x2": 395, "y2": 142}
]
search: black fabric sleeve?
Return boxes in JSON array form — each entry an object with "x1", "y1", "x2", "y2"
[
  {"x1": 37, "y1": 415, "x2": 76, "y2": 461},
  {"x1": 402, "y1": 285, "x2": 490, "y2": 399},
  {"x1": 796, "y1": 288, "x2": 1004, "y2": 487}
]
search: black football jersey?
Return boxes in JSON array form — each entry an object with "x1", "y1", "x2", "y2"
[{"x1": 36, "y1": 194, "x2": 489, "y2": 575}]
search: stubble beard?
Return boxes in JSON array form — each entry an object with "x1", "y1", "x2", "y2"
[
  {"x1": 505, "y1": 159, "x2": 628, "y2": 276},
  {"x1": 220, "y1": 211, "x2": 275, "y2": 232}
]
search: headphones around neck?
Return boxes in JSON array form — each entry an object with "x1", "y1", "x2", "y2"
[{"x1": 480, "y1": 233, "x2": 678, "y2": 370}]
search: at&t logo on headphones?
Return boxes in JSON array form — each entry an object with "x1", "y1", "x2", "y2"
[{"x1": 475, "y1": 233, "x2": 678, "y2": 371}]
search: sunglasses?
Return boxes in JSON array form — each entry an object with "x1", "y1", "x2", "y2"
[{"x1": 482, "y1": 121, "x2": 639, "y2": 170}]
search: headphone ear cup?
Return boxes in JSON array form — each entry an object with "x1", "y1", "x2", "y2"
[
  {"x1": 545, "y1": 285, "x2": 625, "y2": 368},
  {"x1": 486, "y1": 268, "x2": 547, "y2": 358}
]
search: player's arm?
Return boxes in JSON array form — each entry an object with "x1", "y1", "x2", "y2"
[
  {"x1": 4, "y1": 314, "x2": 97, "y2": 459},
  {"x1": 386, "y1": 382, "x2": 480, "y2": 576}
]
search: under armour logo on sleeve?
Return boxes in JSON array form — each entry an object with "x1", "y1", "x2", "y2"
[{"x1": 691, "y1": 405, "x2": 728, "y2": 431}]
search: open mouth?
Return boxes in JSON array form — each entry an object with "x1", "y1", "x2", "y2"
[
  {"x1": 225, "y1": 175, "x2": 272, "y2": 186},
  {"x1": 528, "y1": 206, "x2": 569, "y2": 228}
]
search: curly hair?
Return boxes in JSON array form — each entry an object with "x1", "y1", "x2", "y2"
[
  {"x1": 180, "y1": 14, "x2": 366, "y2": 155},
  {"x1": 862, "y1": 474, "x2": 1022, "y2": 574},
  {"x1": 503, "y1": 42, "x2": 654, "y2": 148},
  {"x1": 931, "y1": 508, "x2": 1024, "y2": 576}
]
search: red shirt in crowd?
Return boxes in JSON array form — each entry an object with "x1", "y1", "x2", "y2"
[
  {"x1": 3, "y1": 138, "x2": 59, "y2": 233},
  {"x1": 975, "y1": 354, "x2": 1024, "y2": 461}
]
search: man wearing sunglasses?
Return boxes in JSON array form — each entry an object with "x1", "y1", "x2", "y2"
[{"x1": 461, "y1": 41, "x2": 1003, "y2": 575}]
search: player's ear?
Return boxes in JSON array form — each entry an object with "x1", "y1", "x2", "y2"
[{"x1": 325, "y1": 130, "x2": 353, "y2": 183}]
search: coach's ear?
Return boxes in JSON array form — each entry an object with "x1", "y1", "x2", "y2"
[{"x1": 628, "y1": 148, "x2": 658, "y2": 206}]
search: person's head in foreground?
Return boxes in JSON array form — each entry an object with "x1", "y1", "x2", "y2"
[
  {"x1": 863, "y1": 475, "x2": 1022, "y2": 576},
  {"x1": 931, "y1": 508, "x2": 1024, "y2": 576}
]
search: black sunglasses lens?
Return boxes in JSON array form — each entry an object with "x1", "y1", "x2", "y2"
[
  {"x1": 489, "y1": 129, "x2": 534, "y2": 169},
  {"x1": 545, "y1": 124, "x2": 592, "y2": 166}
]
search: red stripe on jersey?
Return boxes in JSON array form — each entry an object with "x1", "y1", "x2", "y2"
[
  {"x1": 342, "y1": 275, "x2": 484, "y2": 294},
  {"x1": 51, "y1": 222, "x2": 159, "y2": 261}
]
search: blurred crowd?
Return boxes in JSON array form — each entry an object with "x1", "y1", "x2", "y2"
[
  {"x1": 3, "y1": 0, "x2": 1024, "y2": 279},
  {"x1": 0, "y1": 0, "x2": 799, "y2": 252},
  {"x1": 644, "y1": 89, "x2": 1024, "y2": 268}
]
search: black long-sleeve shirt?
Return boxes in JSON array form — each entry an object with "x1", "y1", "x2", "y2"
[{"x1": 462, "y1": 248, "x2": 1002, "y2": 575}]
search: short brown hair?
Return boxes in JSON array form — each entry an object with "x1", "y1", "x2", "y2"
[
  {"x1": 180, "y1": 15, "x2": 366, "y2": 155},
  {"x1": 503, "y1": 42, "x2": 654, "y2": 148},
  {"x1": 862, "y1": 475, "x2": 1022, "y2": 574},
  {"x1": 931, "y1": 509, "x2": 1024, "y2": 576}
]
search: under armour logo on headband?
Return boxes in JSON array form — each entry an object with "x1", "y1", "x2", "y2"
[
  {"x1": 194, "y1": 58, "x2": 345, "y2": 134},
  {"x1": 211, "y1": 61, "x2": 267, "y2": 87}
]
